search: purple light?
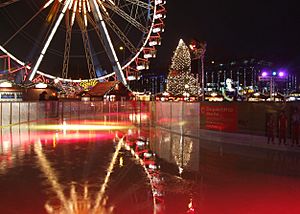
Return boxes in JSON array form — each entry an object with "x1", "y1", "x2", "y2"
[
  {"x1": 278, "y1": 69, "x2": 287, "y2": 78},
  {"x1": 279, "y1": 71, "x2": 285, "y2": 77},
  {"x1": 262, "y1": 71, "x2": 268, "y2": 77}
]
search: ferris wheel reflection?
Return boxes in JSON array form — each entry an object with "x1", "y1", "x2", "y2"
[
  {"x1": 0, "y1": 121, "x2": 164, "y2": 214},
  {"x1": 35, "y1": 132, "x2": 164, "y2": 213},
  {"x1": 34, "y1": 138, "x2": 117, "y2": 214}
]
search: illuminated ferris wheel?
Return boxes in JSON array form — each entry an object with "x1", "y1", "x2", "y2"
[{"x1": 0, "y1": 0, "x2": 166, "y2": 84}]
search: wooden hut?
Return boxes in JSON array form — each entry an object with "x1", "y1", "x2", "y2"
[{"x1": 87, "y1": 81, "x2": 133, "y2": 101}]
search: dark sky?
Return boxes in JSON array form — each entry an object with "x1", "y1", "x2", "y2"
[
  {"x1": 151, "y1": 0, "x2": 300, "y2": 72},
  {"x1": 1, "y1": 0, "x2": 300, "y2": 77}
]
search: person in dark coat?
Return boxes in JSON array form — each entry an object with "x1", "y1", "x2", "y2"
[
  {"x1": 278, "y1": 111, "x2": 288, "y2": 145},
  {"x1": 291, "y1": 108, "x2": 300, "y2": 146},
  {"x1": 266, "y1": 114, "x2": 275, "y2": 144},
  {"x1": 39, "y1": 91, "x2": 47, "y2": 101}
]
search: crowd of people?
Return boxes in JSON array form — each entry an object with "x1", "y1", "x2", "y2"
[{"x1": 266, "y1": 108, "x2": 300, "y2": 146}]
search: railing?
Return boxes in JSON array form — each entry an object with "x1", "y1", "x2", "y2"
[
  {"x1": 151, "y1": 101, "x2": 200, "y2": 138},
  {"x1": 58, "y1": 100, "x2": 150, "y2": 125},
  {"x1": 151, "y1": 101, "x2": 300, "y2": 150},
  {"x1": 2, "y1": 100, "x2": 300, "y2": 142},
  {"x1": 0, "y1": 101, "x2": 59, "y2": 128},
  {"x1": 0, "y1": 100, "x2": 151, "y2": 127}
]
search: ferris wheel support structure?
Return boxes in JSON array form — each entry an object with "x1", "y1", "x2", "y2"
[
  {"x1": 29, "y1": 0, "x2": 127, "y2": 85},
  {"x1": 62, "y1": 10, "x2": 99, "y2": 79},
  {"x1": 61, "y1": 10, "x2": 72, "y2": 79},
  {"x1": 29, "y1": 0, "x2": 71, "y2": 81},
  {"x1": 89, "y1": 0, "x2": 127, "y2": 85},
  {"x1": 0, "y1": 0, "x2": 19, "y2": 8},
  {"x1": 2, "y1": 0, "x2": 167, "y2": 85},
  {"x1": 76, "y1": 14, "x2": 97, "y2": 79}
]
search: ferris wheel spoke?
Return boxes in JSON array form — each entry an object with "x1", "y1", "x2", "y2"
[
  {"x1": 101, "y1": 13, "x2": 137, "y2": 54},
  {"x1": 34, "y1": 142, "x2": 69, "y2": 211},
  {"x1": 124, "y1": 0, "x2": 153, "y2": 10},
  {"x1": 2, "y1": 0, "x2": 162, "y2": 83},
  {"x1": 89, "y1": 0, "x2": 127, "y2": 85},
  {"x1": 29, "y1": 0, "x2": 72, "y2": 81},
  {"x1": 87, "y1": 14, "x2": 106, "y2": 49},
  {"x1": 62, "y1": 11, "x2": 72, "y2": 79},
  {"x1": 0, "y1": 0, "x2": 19, "y2": 8},
  {"x1": 92, "y1": 136, "x2": 124, "y2": 214},
  {"x1": 2, "y1": 6, "x2": 46, "y2": 47},
  {"x1": 104, "y1": 3, "x2": 148, "y2": 33},
  {"x1": 88, "y1": 13, "x2": 136, "y2": 55},
  {"x1": 76, "y1": 14, "x2": 96, "y2": 79}
]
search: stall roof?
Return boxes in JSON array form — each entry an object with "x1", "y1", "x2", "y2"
[{"x1": 87, "y1": 81, "x2": 131, "y2": 97}]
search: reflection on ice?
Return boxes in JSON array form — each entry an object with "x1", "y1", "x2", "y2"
[
  {"x1": 172, "y1": 134, "x2": 193, "y2": 176},
  {"x1": 30, "y1": 122, "x2": 134, "y2": 131},
  {"x1": 2, "y1": 101, "x2": 300, "y2": 214},
  {"x1": 0, "y1": 119, "x2": 158, "y2": 213},
  {"x1": 123, "y1": 132, "x2": 165, "y2": 214},
  {"x1": 149, "y1": 125, "x2": 300, "y2": 214},
  {"x1": 34, "y1": 138, "x2": 118, "y2": 214}
]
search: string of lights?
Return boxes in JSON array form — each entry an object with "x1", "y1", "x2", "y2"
[{"x1": 166, "y1": 39, "x2": 199, "y2": 96}]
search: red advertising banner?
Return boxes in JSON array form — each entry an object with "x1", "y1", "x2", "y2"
[{"x1": 200, "y1": 104, "x2": 237, "y2": 132}]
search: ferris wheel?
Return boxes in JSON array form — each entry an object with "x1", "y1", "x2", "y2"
[
  {"x1": 0, "y1": 0, "x2": 20, "y2": 8},
  {"x1": 0, "y1": 0, "x2": 166, "y2": 85}
]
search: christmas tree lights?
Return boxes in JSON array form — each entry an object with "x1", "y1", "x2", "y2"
[{"x1": 166, "y1": 39, "x2": 199, "y2": 96}]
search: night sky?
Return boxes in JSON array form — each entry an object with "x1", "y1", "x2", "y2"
[
  {"x1": 1, "y1": 0, "x2": 300, "y2": 76},
  {"x1": 151, "y1": 0, "x2": 300, "y2": 73}
]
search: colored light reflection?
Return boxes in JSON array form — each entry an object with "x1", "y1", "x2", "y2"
[
  {"x1": 35, "y1": 136, "x2": 126, "y2": 214},
  {"x1": 65, "y1": 120, "x2": 132, "y2": 126},
  {"x1": 123, "y1": 135, "x2": 165, "y2": 213},
  {"x1": 129, "y1": 113, "x2": 149, "y2": 122},
  {"x1": 92, "y1": 135, "x2": 124, "y2": 213},
  {"x1": 31, "y1": 123, "x2": 134, "y2": 131},
  {"x1": 37, "y1": 132, "x2": 115, "y2": 144},
  {"x1": 0, "y1": 111, "x2": 159, "y2": 213}
]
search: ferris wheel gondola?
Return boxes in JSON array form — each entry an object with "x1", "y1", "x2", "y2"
[{"x1": 0, "y1": 0, "x2": 166, "y2": 85}]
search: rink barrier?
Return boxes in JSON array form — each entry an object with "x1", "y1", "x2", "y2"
[
  {"x1": 2, "y1": 100, "x2": 300, "y2": 143},
  {"x1": 0, "y1": 101, "x2": 59, "y2": 128}
]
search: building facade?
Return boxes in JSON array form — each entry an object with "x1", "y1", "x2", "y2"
[
  {"x1": 129, "y1": 72, "x2": 166, "y2": 94},
  {"x1": 196, "y1": 59, "x2": 298, "y2": 94}
]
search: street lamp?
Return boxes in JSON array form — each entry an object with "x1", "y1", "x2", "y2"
[
  {"x1": 190, "y1": 39, "x2": 207, "y2": 101},
  {"x1": 259, "y1": 69, "x2": 288, "y2": 101}
]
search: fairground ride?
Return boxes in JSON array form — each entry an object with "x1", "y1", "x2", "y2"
[{"x1": 0, "y1": 0, "x2": 166, "y2": 86}]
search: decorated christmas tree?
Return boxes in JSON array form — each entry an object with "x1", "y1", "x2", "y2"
[
  {"x1": 166, "y1": 39, "x2": 199, "y2": 96},
  {"x1": 170, "y1": 39, "x2": 191, "y2": 72}
]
